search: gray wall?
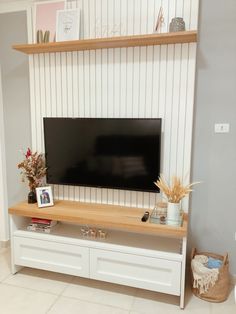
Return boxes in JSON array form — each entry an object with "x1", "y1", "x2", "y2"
[
  {"x1": 0, "y1": 11, "x2": 31, "y2": 211},
  {"x1": 191, "y1": 0, "x2": 236, "y2": 275}
]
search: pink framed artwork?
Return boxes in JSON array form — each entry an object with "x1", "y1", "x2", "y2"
[{"x1": 34, "y1": 0, "x2": 65, "y2": 43}]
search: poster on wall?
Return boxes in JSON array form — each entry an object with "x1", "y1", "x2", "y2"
[
  {"x1": 34, "y1": 0, "x2": 65, "y2": 43},
  {"x1": 56, "y1": 9, "x2": 80, "y2": 42}
]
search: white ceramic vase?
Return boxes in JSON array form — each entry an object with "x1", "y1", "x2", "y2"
[{"x1": 167, "y1": 202, "x2": 180, "y2": 224}]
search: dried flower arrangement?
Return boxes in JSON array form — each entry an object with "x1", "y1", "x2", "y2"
[
  {"x1": 18, "y1": 148, "x2": 47, "y2": 191},
  {"x1": 154, "y1": 174, "x2": 198, "y2": 203}
]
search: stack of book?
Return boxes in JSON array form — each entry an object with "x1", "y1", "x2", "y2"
[{"x1": 27, "y1": 218, "x2": 57, "y2": 233}]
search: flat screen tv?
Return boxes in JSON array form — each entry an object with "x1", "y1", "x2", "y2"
[{"x1": 43, "y1": 118, "x2": 161, "y2": 192}]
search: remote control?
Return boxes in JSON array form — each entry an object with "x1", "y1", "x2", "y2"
[{"x1": 141, "y1": 211, "x2": 150, "y2": 222}]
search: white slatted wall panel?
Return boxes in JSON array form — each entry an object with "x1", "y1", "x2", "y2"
[{"x1": 29, "y1": 0, "x2": 199, "y2": 211}]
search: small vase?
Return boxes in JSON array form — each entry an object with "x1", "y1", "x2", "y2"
[
  {"x1": 28, "y1": 190, "x2": 37, "y2": 204},
  {"x1": 167, "y1": 202, "x2": 180, "y2": 224},
  {"x1": 169, "y1": 17, "x2": 186, "y2": 32}
]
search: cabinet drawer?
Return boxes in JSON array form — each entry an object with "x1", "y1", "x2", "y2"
[
  {"x1": 90, "y1": 249, "x2": 181, "y2": 295},
  {"x1": 14, "y1": 236, "x2": 89, "y2": 277}
]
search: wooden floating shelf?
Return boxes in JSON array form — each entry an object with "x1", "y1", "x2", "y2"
[
  {"x1": 12, "y1": 31, "x2": 197, "y2": 55},
  {"x1": 9, "y1": 200, "x2": 188, "y2": 238}
]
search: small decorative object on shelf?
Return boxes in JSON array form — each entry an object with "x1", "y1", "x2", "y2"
[
  {"x1": 153, "y1": 201, "x2": 167, "y2": 219},
  {"x1": 36, "y1": 30, "x2": 50, "y2": 43},
  {"x1": 36, "y1": 186, "x2": 54, "y2": 208},
  {"x1": 34, "y1": 0, "x2": 65, "y2": 43},
  {"x1": 150, "y1": 208, "x2": 183, "y2": 226},
  {"x1": 154, "y1": 7, "x2": 165, "y2": 33},
  {"x1": 81, "y1": 227, "x2": 107, "y2": 239},
  {"x1": 27, "y1": 217, "x2": 57, "y2": 233},
  {"x1": 56, "y1": 8, "x2": 80, "y2": 42},
  {"x1": 28, "y1": 190, "x2": 37, "y2": 204},
  {"x1": 151, "y1": 202, "x2": 168, "y2": 225},
  {"x1": 18, "y1": 148, "x2": 47, "y2": 204},
  {"x1": 169, "y1": 17, "x2": 186, "y2": 32},
  {"x1": 154, "y1": 174, "x2": 199, "y2": 225}
]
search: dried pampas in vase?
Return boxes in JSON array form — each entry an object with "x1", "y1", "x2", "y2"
[{"x1": 154, "y1": 174, "x2": 199, "y2": 224}]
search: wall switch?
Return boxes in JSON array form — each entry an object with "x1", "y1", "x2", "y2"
[{"x1": 214, "y1": 123, "x2": 230, "y2": 133}]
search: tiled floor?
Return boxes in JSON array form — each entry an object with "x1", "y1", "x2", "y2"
[{"x1": 0, "y1": 248, "x2": 235, "y2": 314}]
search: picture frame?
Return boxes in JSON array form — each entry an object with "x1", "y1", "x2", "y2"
[
  {"x1": 34, "y1": 0, "x2": 65, "y2": 43},
  {"x1": 36, "y1": 186, "x2": 54, "y2": 208},
  {"x1": 56, "y1": 8, "x2": 80, "y2": 42}
]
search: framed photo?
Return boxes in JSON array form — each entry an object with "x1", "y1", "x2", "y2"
[
  {"x1": 56, "y1": 9, "x2": 80, "y2": 42},
  {"x1": 36, "y1": 186, "x2": 54, "y2": 208},
  {"x1": 34, "y1": 0, "x2": 65, "y2": 43}
]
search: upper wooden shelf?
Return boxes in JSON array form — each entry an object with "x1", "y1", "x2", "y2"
[
  {"x1": 12, "y1": 31, "x2": 197, "y2": 55},
  {"x1": 9, "y1": 200, "x2": 187, "y2": 238}
]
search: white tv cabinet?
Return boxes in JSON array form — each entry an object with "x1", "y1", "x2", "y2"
[{"x1": 9, "y1": 200, "x2": 188, "y2": 309}]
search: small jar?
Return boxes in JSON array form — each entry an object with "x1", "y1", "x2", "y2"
[
  {"x1": 169, "y1": 17, "x2": 185, "y2": 32},
  {"x1": 154, "y1": 201, "x2": 167, "y2": 219}
]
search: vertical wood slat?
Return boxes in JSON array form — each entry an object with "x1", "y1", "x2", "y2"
[
  {"x1": 177, "y1": 43, "x2": 188, "y2": 178},
  {"x1": 50, "y1": 54, "x2": 57, "y2": 117},
  {"x1": 34, "y1": 54, "x2": 41, "y2": 152},
  {"x1": 55, "y1": 53, "x2": 62, "y2": 117},
  {"x1": 170, "y1": 44, "x2": 182, "y2": 177},
  {"x1": 72, "y1": 51, "x2": 78, "y2": 116},
  {"x1": 30, "y1": 0, "x2": 199, "y2": 212},
  {"x1": 29, "y1": 55, "x2": 36, "y2": 151}
]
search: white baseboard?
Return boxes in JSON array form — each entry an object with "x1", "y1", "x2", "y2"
[{"x1": 0, "y1": 240, "x2": 10, "y2": 248}]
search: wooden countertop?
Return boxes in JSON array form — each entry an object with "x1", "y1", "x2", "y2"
[{"x1": 9, "y1": 200, "x2": 187, "y2": 238}]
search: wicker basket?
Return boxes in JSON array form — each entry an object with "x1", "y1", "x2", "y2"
[{"x1": 191, "y1": 248, "x2": 230, "y2": 302}]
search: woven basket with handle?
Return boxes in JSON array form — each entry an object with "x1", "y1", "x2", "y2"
[{"x1": 191, "y1": 248, "x2": 230, "y2": 302}]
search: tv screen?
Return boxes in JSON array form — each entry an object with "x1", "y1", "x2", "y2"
[{"x1": 43, "y1": 118, "x2": 161, "y2": 192}]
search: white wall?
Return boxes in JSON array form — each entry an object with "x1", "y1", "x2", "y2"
[
  {"x1": 0, "y1": 0, "x2": 31, "y2": 13},
  {"x1": 0, "y1": 10, "x2": 31, "y2": 241},
  {"x1": 30, "y1": 0, "x2": 199, "y2": 211},
  {"x1": 0, "y1": 67, "x2": 9, "y2": 242}
]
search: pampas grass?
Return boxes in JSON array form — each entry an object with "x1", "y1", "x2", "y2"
[{"x1": 154, "y1": 174, "x2": 198, "y2": 203}]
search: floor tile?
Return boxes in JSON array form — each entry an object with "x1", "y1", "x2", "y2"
[
  {"x1": 48, "y1": 296, "x2": 129, "y2": 314},
  {"x1": 184, "y1": 285, "x2": 211, "y2": 310},
  {"x1": 4, "y1": 267, "x2": 74, "y2": 295},
  {"x1": 62, "y1": 277, "x2": 100, "y2": 300},
  {"x1": 210, "y1": 285, "x2": 236, "y2": 313},
  {"x1": 63, "y1": 277, "x2": 136, "y2": 310},
  {"x1": 0, "y1": 283, "x2": 57, "y2": 314},
  {"x1": 92, "y1": 281, "x2": 136, "y2": 310},
  {"x1": 131, "y1": 288, "x2": 180, "y2": 314},
  {"x1": 211, "y1": 304, "x2": 236, "y2": 314},
  {"x1": 130, "y1": 311, "x2": 210, "y2": 314},
  {"x1": 173, "y1": 309, "x2": 210, "y2": 314}
]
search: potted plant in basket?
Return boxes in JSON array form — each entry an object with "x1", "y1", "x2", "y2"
[
  {"x1": 154, "y1": 174, "x2": 198, "y2": 224},
  {"x1": 18, "y1": 148, "x2": 47, "y2": 203}
]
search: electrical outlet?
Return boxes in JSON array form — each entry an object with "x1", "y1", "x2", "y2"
[{"x1": 214, "y1": 123, "x2": 230, "y2": 133}]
